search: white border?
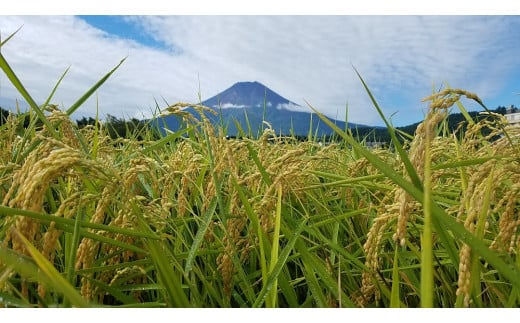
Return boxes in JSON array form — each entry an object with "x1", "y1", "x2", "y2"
[
  {"x1": 0, "y1": 308, "x2": 515, "y2": 322},
  {"x1": 2, "y1": 1, "x2": 520, "y2": 15}
]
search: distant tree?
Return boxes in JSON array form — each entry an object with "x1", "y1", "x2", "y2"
[
  {"x1": 103, "y1": 114, "x2": 159, "y2": 140},
  {"x1": 495, "y1": 106, "x2": 508, "y2": 115},
  {"x1": 104, "y1": 114, "x2": 126, "y2": 138},
  {"x1": 0, "y1": 106, "x2": 10, "y2": 125},
  {"x1": 76, "y1": 116, "x2": 97, "y2": 128}
]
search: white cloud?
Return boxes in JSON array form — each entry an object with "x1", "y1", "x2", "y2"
[
  {"x1": 215, "y1": 103, "x2": 247, "y2": 109},
  {"x1": 1, "y1": 15, "x2": 519, "y2": 126},
  {"x1": 0, "y1": 16, "x2": 203, "y2": 119},
  {"x1": 276, "y1": 102, "x2": 307, "y2": 112}
]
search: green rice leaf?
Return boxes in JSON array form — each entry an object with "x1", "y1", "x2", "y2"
[
  {"x1": 184, "y1": 198, "x2": 218, "y2": 273},
  {"x1": 266, "y1": 184, "x2": 283, "y2": 307},
  {"x1": 66, "y1": 57, "x2": 126, "y2": 116},
  {"x1": 136, "y1": 214, "x2": 191, "y2": 307},
  {"x1": 0, "y1": 52, "x2": 57, "y2": 137},
  {"x1": 9, "y1": 230, "x2": 90, "y2": 307},
  {"x1": 253, "y1": 218, "x2": 307, "y2": 308},
  {"x1": 0, "y1": 26, "x2": 23, "y2": 48},
  {"x1": 390, "y1": 247, "x2": 401, "y2": 308},
  {"x1": 352, "y1": 67, "x2": 423, "y2": 190}
]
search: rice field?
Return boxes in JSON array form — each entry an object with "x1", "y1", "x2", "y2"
[{"x1": 1, "y1": 37, "x2": 520, "y2": 308}]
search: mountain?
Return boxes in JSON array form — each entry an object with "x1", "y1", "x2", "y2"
[
  {"x1": 203, "y1": 81, "x2": 291, "y2": 108},
  {"x1": 155, "y1": 81, "x2": 365, "y2": 137}
]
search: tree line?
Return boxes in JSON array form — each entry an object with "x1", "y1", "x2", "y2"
[
  {"x1": 0, "y1": 107, "x2": 159, "y2": 140},
  {"x1": 1, "y1": 105, "x2": 516, "y2": 143}
]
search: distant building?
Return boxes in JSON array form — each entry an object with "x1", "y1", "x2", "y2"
[
  {"x1": 505, "y1": 105, "x2": 520, "y2": 126},
  {"x1": 365, "y1": 141, "x2": 386, "y2": 149}
]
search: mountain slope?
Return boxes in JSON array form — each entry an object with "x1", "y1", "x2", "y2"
[
  {"x1": 156, "y1": 81, "x2": 362, "y2": 137},
  {"x1": 203, "y1": 81, "x2": 293, "y2": 109}
]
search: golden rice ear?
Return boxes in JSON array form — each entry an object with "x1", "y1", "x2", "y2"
[
  {"x1": 393, "y1": 108, "x2": 448, "y2": 246},
  {"x1": 491, "y1": 186, "x2": 520, "y2": 253},
  {"x1": 422, "y1": 89, "x2": 483, "y2": 109}
]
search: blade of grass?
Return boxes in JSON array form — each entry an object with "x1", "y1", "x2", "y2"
[
  {"x1": 0, "y1": 50, "x2": 56, "y2": 137},
  {"x1": 224, "y1": 241, "x2": 259, "y2": 306},
  {"x1": 276, "y1": 267, "x2": 299, "y2": 307},
  {"x1": 0, "y1": 26, "x2": 23, "y2": 48},
  {"x1": 432, "y1": 156, "x2": 503, "y2": 171},
  {"x1": 10, "y1": 230, "x2": 90, "y2": 307},
  {"x1": 469, "y1": 169, "x2": 495, "y2": 307},
  {"x1": 140, "y1": 125, "x2": 193, "y2": 155},
  {"x1": 243, "y1": 109, "x2": 254, "y2": 138},
  {"x1": 135, "y1": 208, "x2": 191, "y2": 307},
  {"x1": 307, "y1": 113, "x2": 314, "y2": 142},
  {"x1": 506, "y1": 246, "x2": 520, "y2": 307},
  {"x1": 66, "y1": 57, "x2": 126, "y2": 116},
  {"x1": 184, "y1": 197, "x2": 218, "y2": 273},
  {"x1": 421, "y1": 116, "x2": 434, "y2": 308},
  {"x1": 0, "y1": 205, "x2": 159, "y2": 240},
  {"x1": 82, "y1": 277, "x2": 138, "y2": 305},
  {"x1": 266, "y1": 184, "x2": 283, "y2": 308},
  {"x1": 295, "y1": 237, "x2": 355, "y2": 307},
  {"x1": 0, "y1": 206, "x2": 150, "y2": 254},
  {"x1": 43, "y1": 67, "x2": 71, "y2": 112},
  {"x1": 301, "y1": 256, "x2": 328, "y2": 307},
  {"x1": 330, "y1": 220, "x2": 340, "y2": 269},
  {"x1": 390, "y1": 247, "x2": 401, "y2": 308},
  {"x1": 0, "y1": 292, "x2": 31, "y2": 308},
  {"x1": 352, "y1": 67, "x2": 423, "y2": 189},
  {"x1": 253, "y1": 217, "x2": 307, "y2": 308},
  {"x1": 63, "y1": 203, "x2": 84, "y2": 308}
]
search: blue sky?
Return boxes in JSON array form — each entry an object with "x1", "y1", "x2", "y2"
[
  {"x1": 76, "y1": 16, "x2": 171, "y2": 51},
  {"x1": 1, "y1": 3, "x2": 520, "y2": 127}
]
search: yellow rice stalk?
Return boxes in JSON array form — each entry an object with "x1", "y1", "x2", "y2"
[{"x1": 357, "y1": 89, "x2": 483, "y2": 306}]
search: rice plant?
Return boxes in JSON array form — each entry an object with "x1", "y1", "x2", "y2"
[{"x1": 1, "y1": 33, "x2": 519, "y2": 308}]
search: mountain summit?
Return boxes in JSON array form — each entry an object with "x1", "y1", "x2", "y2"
[
  {"x1": 203, "y1": 81, "x2": 300, "y2": 110},
  {"x1": 157, "y1": 81, "x2": 358, "y2": 136}
]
